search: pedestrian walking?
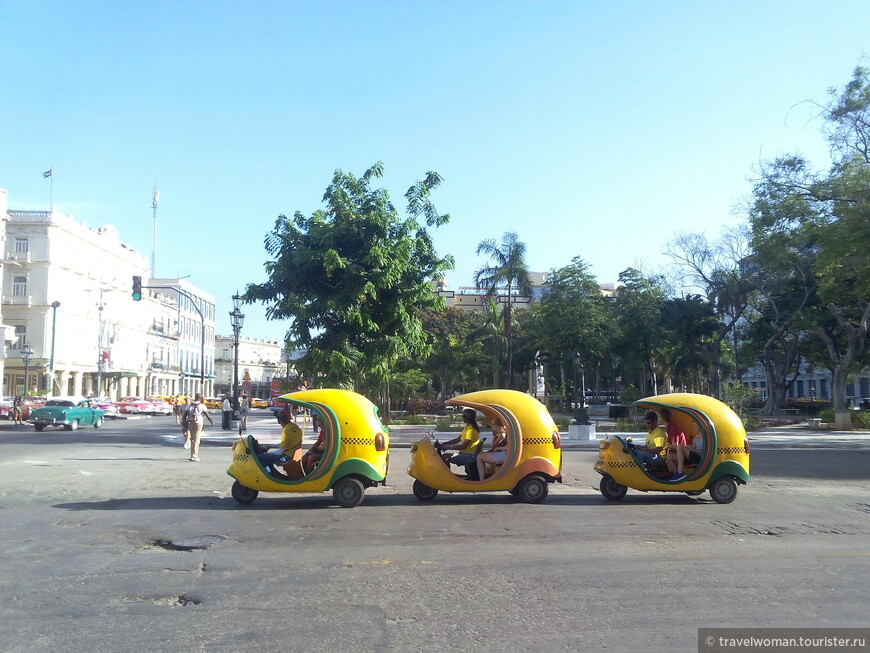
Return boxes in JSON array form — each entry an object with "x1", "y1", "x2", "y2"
[
  {"x1": 186, "y1": 393, "x2": 214, "y2": 462},
  {"x1": 239, "y1": 394, "x2": 250, "y2": 433}
]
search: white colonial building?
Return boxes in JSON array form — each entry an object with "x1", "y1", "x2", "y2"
[
  {"x1": 1, "y1": 192, "x2": 217, "y2": 399},
  {"x1": 213, "y1": 335, "x2": 284, "y2": 399}
]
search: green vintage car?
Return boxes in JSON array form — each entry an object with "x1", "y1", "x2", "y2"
[{"x1": 28, "y1": 396, "x2": 105, "y2": 432}]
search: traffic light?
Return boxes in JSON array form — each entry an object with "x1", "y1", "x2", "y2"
[{"x1": 132, "y1": 275, "x2": 142, "y2": 301}]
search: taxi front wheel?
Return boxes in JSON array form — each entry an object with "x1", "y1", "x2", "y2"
[
  {"x1": 599, "y1": 475, "x2": 628, "y2": 501},
  {"x1": 412, "y1": 480, "x2": 439, "y2": 501},
  {"x1": 231, "y1": 481, "x2": 258, "y2": 505},
  {"x1": 333, "y1": 477, "x2": 365, "y2": 508},
  {"x1": 709, "y1": 476, "x2": 738, "y2": 504}
]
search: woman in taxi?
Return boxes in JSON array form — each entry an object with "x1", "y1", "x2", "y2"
[{"x1": 475, "y1": 417, "x2": 508, "y2": 481}]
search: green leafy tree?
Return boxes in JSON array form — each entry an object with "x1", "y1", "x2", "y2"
[
  {"x1": 474, "y1": 231, "x2": 533, "y2": 388},
  {"x1": 749, "y1": 66, "x2": 870, "y2": 427},
  {"x1": 244, "y1": 162, "x2": 453, "y2": 396},
  {"x1": 419, "y1": 308, "x2": 488, "y2": 398},
  {"x1": 610, "y1": 268, "x2": 669, "y2": 394},
  {"x1": 530, "y1": 257, "x2": 612, "y2": 401}
]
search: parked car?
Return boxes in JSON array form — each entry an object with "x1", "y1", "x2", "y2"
[
  {"x1": 28, "y1": 396, "x2": 105, "y2": 431},
  {"x1": 116, "y1": 396, "x2": 163, "y2": 415},
  {"x1": 147, "y1": 397, "x2": 174, "y2": 415},
  {"x1": 250, "y1": 397, "x2": 268, "y2": 409},
  {"x1": 89, "y1": 397, "x2": 121, "y2": 419},
  {"x1": 204, "y1": 397, "x2": 223, "y2": 410}
]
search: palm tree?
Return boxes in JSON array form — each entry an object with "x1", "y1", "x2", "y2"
[{"x1": 475, "y1": 231, "x2": 533, "y2": 387}]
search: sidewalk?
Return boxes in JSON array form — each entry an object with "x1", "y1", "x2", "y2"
[{"x1": 222, "y1": 416, "x2": 870, "y2": 450}]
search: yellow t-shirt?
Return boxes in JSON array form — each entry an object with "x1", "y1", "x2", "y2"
[
  {"x1": 644, "y1": 426, "x2": 668, "y2": 457},
  {"x1": 457, "y1": 424, "x2": 480, "y2": 454},
  {"x1": 280, "y1": 422, "x2": 303, "y2": 454}
]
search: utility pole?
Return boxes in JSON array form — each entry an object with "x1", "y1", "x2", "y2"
[{"x1": 151, "y1": 188, "x2": 159, "y2": 278}]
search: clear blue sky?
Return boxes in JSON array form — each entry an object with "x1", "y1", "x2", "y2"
[{"x1": 1, "y1": 0, "x2": 867, "y2": 342}]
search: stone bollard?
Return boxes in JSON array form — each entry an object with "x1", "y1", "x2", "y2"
[{"x1": 568, "y1": 423, "x2": 598, "y2": 440}]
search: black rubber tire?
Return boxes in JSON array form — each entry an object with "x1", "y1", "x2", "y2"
[
  {"x1": 93, "y1": 417, "x2": 103, "y2": 429},
  {"x1": 66, "y1": 419, "x2": 79, "y2": 432},
  {"x1": 333, "y1": 477, "x2": 365, "y2": 508},
  {"x1": 709, "y1": 476, "x2": 738, "y2": 504},
  {"x1": 231, "y1": 480, "x2": 258, "y2": 504},
  {"x1": 34, "y1": 424, "x2": 45, "y2": 432},
  {"x1": 516, "y1": 474, "x2": 549, "y2": 504},
  {"x1": 412, "y1": 480, "x2": 439, "y2": 501},
  {"x1": 599, "y1": 475, "x2": 628, "y2": 500}
]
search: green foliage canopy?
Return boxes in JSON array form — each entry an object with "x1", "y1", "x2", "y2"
[{"x1": 245, "y1": 162, "x2": 453, "y2": 388}]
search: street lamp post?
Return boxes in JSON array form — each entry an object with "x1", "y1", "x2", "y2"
[
  {"x1": 229, "y1": 293, "x2": 245, "y2": 403},
  {"x1": 20, "y1": 344, "x2": 33, "y2": 395},
  {"x1": 47, "y1": 300, "x2": 61, "y2": 392},
  {"x1": 572, "y1": 351, "x2": 589, "y2": 425}
]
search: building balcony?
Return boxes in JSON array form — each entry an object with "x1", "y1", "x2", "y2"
[
  {"x1": 4, "y1": 252, "x2": 32, "y2": 263},
  {"x1": 2, "y1": 295, "x2": 33, "y2": 307}
]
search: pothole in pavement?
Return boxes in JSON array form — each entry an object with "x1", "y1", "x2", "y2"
[
  {"x1": 150, "y1": 594, "x2": 203, "y2": 606},
  {"x1": 712, "y1": 520, "x2": 854, "y2": 536},
  {"x1": 132, "y1": 535, "x2": 227, "y2": 553}
]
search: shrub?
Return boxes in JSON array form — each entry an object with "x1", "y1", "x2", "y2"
[
  {"x1": 435, "y1": 417, "x2": 461, "y2": 431},
  {"x1": 743, "y1": 416, "x2": 763, "y2": 431},
  {"x1": 819, "y1": 408, "x2": 835, "y2": 423},
  {"x1": 614, "y1": 418, "x2": 647, "y2": 432},
  {"x1": 393, "y1": 415, "x2": 434, "y2": 425},
  {"x1": 406, "y1": 398, "x2": 448, "y2": 415}
]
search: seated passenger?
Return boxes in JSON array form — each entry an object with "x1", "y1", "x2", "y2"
[
  {"x1": 439, "y1": 408, "x2": 481, "y2": 471},
  {"x1": 302, "y1": 414, "x2": 326, "y2": 474},
  {"x1": 476, "y1": 418, "x2": 508, "y2": 481},
  {"x1": 661, "y1": 408, "x2": 689, "y2": 481},
  {"x1": 673, "y1": 431, "x2": 705, "y2": 478},
  {"x1": 631, "y1": 411, "x2": 668, "y2": 469}
]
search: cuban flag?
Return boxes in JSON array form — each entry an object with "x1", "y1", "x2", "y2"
[{"x1": 42, "y1": 169, "x2": 52, "y2": 178}]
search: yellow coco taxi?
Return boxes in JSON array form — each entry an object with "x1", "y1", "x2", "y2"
[
  {"x1": 407, "y1": 389, "x2": 562, "y2": 503},
  {"x1": 227, "y1": 388, "x2": 389, "y2": 508},
  {"x1": 594, "y1": 393, "x2": 750, "y2": 503}
]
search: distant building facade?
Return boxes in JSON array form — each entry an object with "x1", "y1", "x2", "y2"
[{"x1": 2, "y1": 191, "x2": 217, "y2": 399}]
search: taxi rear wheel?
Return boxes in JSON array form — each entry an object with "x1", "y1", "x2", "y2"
[
  {"x1": 516, "y1": 474, "x2": 549, "y2": 504},
  {"x1": 412, "y1": 480, "x2": 439, "y2": 501},
  {"x1": 231, "y1": 481, "x2": 259, "y2": 505},
  {"x1": 709, "y1": 476, "x2": 738, "y2": 504},
  {"x1": 333, "y1": 477, "x2": 365, "y2": 508},
  {"x1": 599, "y1": 475, "x2": 628, "y2": 501}
]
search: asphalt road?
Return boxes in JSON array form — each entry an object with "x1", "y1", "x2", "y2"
[{"x1": 1, "y1": 416, "x2": 869, "y2": 653}]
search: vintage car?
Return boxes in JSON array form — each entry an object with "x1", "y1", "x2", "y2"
[
  {"x1": 146, "y1": 397, "x2": 174, "y2": 415},
  {"x1": 28, "y1": 396, "x2": 105, "y2": 431},
  {"x1": 250, "y1": 397, "x2": 269, "y2": 409},
  {"x1": 115, "y1": 397, "x2": 150, "y2": 414},
  {"x1": 89, "y1": 397, "x2": 120, "y2": 419},
  {"x1": 204, "y1": 397, "x2": 223, "y2": 410}
]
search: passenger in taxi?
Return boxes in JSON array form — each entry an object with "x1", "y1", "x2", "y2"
[
  {"x1": 661, "y1": 408, "x2": 688, "y2": 481},
  {"x1": 302, "y1": 414, "x2": 326, "y2": 474},
  {"x1": 475, "y1": 417, "x2": 508, "y2": 481}
]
